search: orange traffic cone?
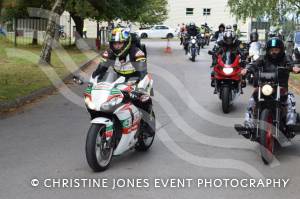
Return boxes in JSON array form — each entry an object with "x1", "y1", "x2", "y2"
[{"x1": 164, "y1": 38, "x2": 172, "y2": 53}]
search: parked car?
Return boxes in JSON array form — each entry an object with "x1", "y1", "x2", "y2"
[{"x1": 135, "y1": 25, "x2": 177, "y2": 39}]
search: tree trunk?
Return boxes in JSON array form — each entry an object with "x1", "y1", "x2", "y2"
[
  {"x1": 39, "y1": 0, "x2": 66, "y2": 65},
  {"x1": 70, "y1": 12, "x2": 83, "y2": 40}
]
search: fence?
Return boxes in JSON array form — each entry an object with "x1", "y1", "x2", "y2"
[
  {"x1": 3, "y1": 17, "x2": 75, "y2": 47},
  {"x1": 1, "y1": 17, "x2": 110, "y2": 50}
]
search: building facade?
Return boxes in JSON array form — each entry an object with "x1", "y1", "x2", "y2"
[{"x1": 165, "y1": 0, "x2": 250, "y2": 33}]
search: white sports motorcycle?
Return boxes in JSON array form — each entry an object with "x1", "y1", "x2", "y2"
[{"x1": 83, "y1": 71, "x2": 155, "y2": 172}]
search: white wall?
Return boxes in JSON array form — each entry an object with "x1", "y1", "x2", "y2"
[{"x1": 165, "y1": 0, "x2": 249, "y2": 32}]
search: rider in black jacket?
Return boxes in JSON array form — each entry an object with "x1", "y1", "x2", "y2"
[
  {"x1": 241, "y1": 38, "x2": 300, "y2": 128},
  {"x1": 213, "y1": 23, "x2": 225, "y2": 41},
  {"x1": 91, "y1": 28, "x2": 152, "y2": 119},
  {"x1": 183, "y1": 22, "x2": 199, "y2": 54},
  {"x1": 210, "y1": 30, "x2": 247, "y2": 86}
]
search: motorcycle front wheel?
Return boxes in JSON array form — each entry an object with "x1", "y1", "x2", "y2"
[
  {"x1": 259, "y1": 109, "x2": 275, "y2": 165},
  {"x1": 221, "y1": 86, "x2": 231, "y2": 114},
  {"x1": 85, "y1": 124, "x2": 113, "y2": 172},
  {"x1": 191, "y1": 48, "x2": 196, "y2": 62}
]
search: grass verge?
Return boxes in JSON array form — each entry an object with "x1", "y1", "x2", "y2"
[{"x1": 0, "y1": 37, "x2": 97, "y2": 102}]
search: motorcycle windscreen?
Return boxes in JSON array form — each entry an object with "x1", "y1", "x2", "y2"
[
  {"x1": 222, "y1": 50, "x2": 236, "y2": 65},
  {"x1": 101, "y1": 70, "x2": 119, "y2": 83}
]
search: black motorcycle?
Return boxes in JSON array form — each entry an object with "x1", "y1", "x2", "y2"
[
  {"x1": 187, "y1": 36, "x2": 200, "y2": 62},
  {"x1": 198, "y1": 33, "x2": 206, "y2": 49},
  {"x1": 235, "y1": 63, "x2": 300, "y2": 164}
]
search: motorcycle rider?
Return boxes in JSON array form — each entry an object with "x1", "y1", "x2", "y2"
[
  {"x1": 184, "y1": 22, "x2": 200, "y2": 54},
  {"x1": 248, "y1": 32, "x2": 261, "y2": 60},
  {"x1": 250, "y1": 32, "x2": 259, "y2": 44},
  {"x1": 233, "y1": 24, "x2": 241, "y2": 38},
  {"x1": 210, "y1": 29, "x2": 246, "y2": 87},
  {"x1": 213, "y1": 23, "x2": 225, "y2": 41},
  {"x1": 241, "y1": 37, "x2": 300, "y2": 128},
  {"x1": 201, "y1": 23, "x2": 210, "y2": 34},
  {"x1": 180, "y1": 23, "x2": 187, "y2": 45},
  {"x1": 91, "y1": 28, "x2": 152, "y2": 118}
]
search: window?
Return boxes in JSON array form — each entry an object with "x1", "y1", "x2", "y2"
[
  {"x1": 186, "y1": 8, "x2": 194, "y2": 16},
  {"x1": 203, "y1": 8, "x2": 211, "y2": 16}
]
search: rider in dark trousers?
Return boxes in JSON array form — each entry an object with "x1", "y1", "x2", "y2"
[
  {"x1": 183, "y1": 22, "x2": 199, "y2": 54},
  {"x1": 241, "y1": 38, "x2": 300, "y2": 128}
]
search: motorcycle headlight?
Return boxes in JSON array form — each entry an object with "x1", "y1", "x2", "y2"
[
  {"x1": 262, "y1": 84, "x2": 273, "y2": 96},
  {"x1": 223, "y1": 68, "x2": 234, "y2": 75},
  {"x1": 191, "y1": 39, "x2": 196, "y2": 44},
  {"x1": 201, "y1": 34, "x2": 205, "y2": 37},
  {"x1": 84, "y1": 95, "x2": 96, "y2": 110}
]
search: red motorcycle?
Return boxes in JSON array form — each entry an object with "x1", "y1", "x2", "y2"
[{"x1": 209, "y1": 49, "x2": 245, "y2": 113}]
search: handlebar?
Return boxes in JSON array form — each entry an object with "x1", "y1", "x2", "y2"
[{"x1": 208, "y1": 50, "x2": 214, "y2": 55}]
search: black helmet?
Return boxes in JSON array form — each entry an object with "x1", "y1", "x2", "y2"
[
  {"x1": 223, "y1": 30, "x2": 236, "y2": 45},
  {"x1": 266, "y1": 38, "x2": 285, "y2": 62},
  {"x1": 250, "y1": 32, "x2": 259, "y2": 42},
  {"x1": 219, "y1": 23, "x2": 225, "y2": 30}
]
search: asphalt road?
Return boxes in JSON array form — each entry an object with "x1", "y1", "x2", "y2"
[{"x1": 1, "y1": 40, "x2": 300, "y2": 199}]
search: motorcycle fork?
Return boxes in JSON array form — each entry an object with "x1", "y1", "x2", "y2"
[
  {"x1": 214, "y1": 79, "x2": 218, "y2": 94},
  {"x1": 275, "y1": 85, "x2": 281, "y2": 138}
]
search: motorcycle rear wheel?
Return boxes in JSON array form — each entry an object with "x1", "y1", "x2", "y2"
[{"x1": 86, "y1": 124, "x2": 113, "y2": 172}]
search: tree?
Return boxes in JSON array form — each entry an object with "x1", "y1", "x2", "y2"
[
  {"x1": 228, "y1": 0, "x2": 299, "y2": 23},
  {"x1": 39, "y1": 0, "x2": 67, "y2": 64},
  {"x1": 65, "y1": 0, "x2": 99, "y2": 38},
  {"x1": 134, "y1": 0, "x2": 168, "y2": 25},
  {"x1": 86, "y1": 0, "x2": 168, "y2": 25},
  {"x1": 0, "y1": 0, "x2": 53, "y2": 44}
]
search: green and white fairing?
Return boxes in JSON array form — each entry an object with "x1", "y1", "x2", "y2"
[{"x1": 85, "y1": 73, "x2": 152, "y2": 155}]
